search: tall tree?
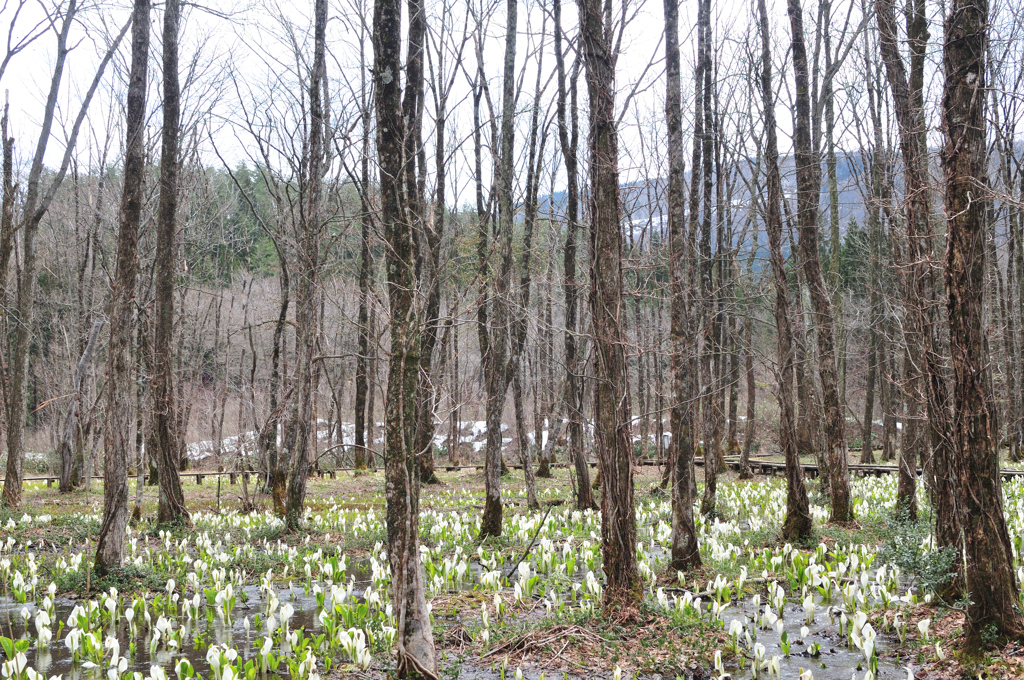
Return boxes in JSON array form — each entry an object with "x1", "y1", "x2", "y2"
[
  {"x1": 759, "y1": 0, "x2": 812, "y2": 541},
  {"x1": 577, "y1": 0, "x2": 640, "y2": 608},
  {"x1": 404, "y1": 0, "x2": 440, "y2": 486},
  {"x1": 96, "y1": 0, "x2": 151, "y2": 573},
  {"x1": 553, "y1": 0, "x2": 593, "y2": 510},
  {"x1": 2, "y1": 1, "x2": 128, "y2": 508},
  {"x1": 697, "y1": 0, "x2": 719, "y2": 518},
  {"x1": 478, "y1": 0, "x2": 518, "y2": 537},
  {"x1": 875, "y1": 0, "x2": 955, "y2": 536},
  {"x1": 785, "y1": 0, "x2": 853, "y2": 522},
  {"x1": 665, "y1": 0, "x2": 701, "y2": 571},
  {"x1": 151, "y1": 0, "x2": 188, "y2": 525},
  {"x1": 353, "y1": 1, "x2": 373, "y2": 472},
  {"x1": 374, "y1": 0, "x2": 438, "y2": 672},
  {"x1": 285, "y1": 0, "x2": 329, "y2": 530},
  {"x1": 942, "y1": 0, "x2": 1023, "y2": 647}
]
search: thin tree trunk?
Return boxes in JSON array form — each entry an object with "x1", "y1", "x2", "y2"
[
  {"x1": 367, "y1": 305, "x2": 378, "y2": 468},
  {"x1": 665, "y1": 0, "x2": 701, "y2": 571},
  {"x1": 152, "y1": 0, "x2": 188, "y2": 525},
  {"x1": 739, "y1": 220, "x2": 758, "y2": 479},
  {"x1": 513, "y1": 360, "x2": 538, "y2": 509},
  {"x1": 60, "y1": 320, "x2": 104, "y2": 492},
  {"x1": 786, "y1": 0, "x2": 852, "y2": 522},
  {"x1": 860, "y1": 67, "x2": 883, "y2": 466},
  {"x1": 285, "y1": 0, "x2": 328, "y2": 530},
  {"x1": 875, "y1": 0, "x2": 957, "y2": 550},
  {"x1": 698, "y1": 0, "x2": 719, "y2": 518},
  {"x1": 759, "y1": 0, "x2": 812, "y2": 540},
  {"x1": 96, "y1": 0, "x2": 151, "y2": 573},
  {"x1": 554, "y1": 0, "x2": 592, "y2": 510},
  {"x1": 478, "y1": 0, "x2": 519, "y2": 538},
  {"x1": 354, "y1": 17, "x2": 372, "y2": 472},
  {"x1": 406, "y1": 0, "x2": 440, "y2": 486}
]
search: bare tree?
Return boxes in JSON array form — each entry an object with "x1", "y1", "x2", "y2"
[
  {"x1": 665, "y1": 0, "x2": 701, "y2": 572},
  {"x1": 2, "y1": 1, "x2": 128, "y2": 509},
  {"x1": 553, "y1": 0, "x2": 593, "y2": 510},
  {"x1": 284, "y1": 0, "x2": 329, "y2": 530},
  {"x1": 152, "y1": 0, "x2": 189, "y2": 525},
  {"x1": 942, "y1": 0, "x2": 1023, "y2": 647},
  {"x1": 874, "y1": 0, "x2": 955, "y2": 536},
  {"x1": 786, "y1": 0, "x2": 852, "y2": 522},
  {"x1": 96, "y1": 0, "x2": 151, "y2": 573},
  {"x1": 577, "y1": 0, "x2": 640, "y2": 609},
  {"x1": 374, "y1": 0, "x2": 438, "y2": 673},
  {"x1": 759, "y1": 0, "x2": 812, "y2": 541},
  {"x1": 478, "y1": 0, "x2": 520, "y2": 537},
  {"x1": 353, "y1": 0, "x2": 373, "y2": 472}
]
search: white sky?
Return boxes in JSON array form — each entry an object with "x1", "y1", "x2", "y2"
[{"x1": 0, "y1": 0, "x2": 969, "y2": 208}]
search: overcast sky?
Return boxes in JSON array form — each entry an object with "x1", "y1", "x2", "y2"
[{"x1": 0, "y1": 0, "x2": 960, "y2": 206}]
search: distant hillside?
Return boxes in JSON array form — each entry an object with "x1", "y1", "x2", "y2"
[{"x1": 537, "y1": 152, "x2": 872, "y2": 249}]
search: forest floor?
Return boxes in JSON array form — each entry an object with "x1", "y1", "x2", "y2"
[{"x1": 2, "y1": 461, "x2": 1023, "y2": 679}]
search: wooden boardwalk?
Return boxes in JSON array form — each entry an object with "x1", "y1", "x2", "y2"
[{"x1": 5, "y1": 456, "x2": 1024, "y2": 488}]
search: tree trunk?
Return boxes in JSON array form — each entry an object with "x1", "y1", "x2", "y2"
[
  {"x1": 942, "y1": 0, "x2": 1024, "y2": 647},
  {"x1": 554, "y1": 0, "x2": 592, "y2": 511},
  {"x1": 285, "y1": 0, "x2": 328, "y2": 531},
  {"x1": 152, "y1": 0, "x2": 188, "y2": 525},
  {"x1": 875, "y1": 0, "x2": 959, "y2": 554},
  {"x1": 60, "y1": 320, "x2": 104, "y2": 492},
  {"x1": 786, "y1": 0, "x2": 852, "y2": 523},
  {"x1": 405, "y1": 0, "x2": 440, "y2": 487},
  {"x1": 374, "y1": 0, "x2": 438, "y2": 672},
  {"x1": 3, "y1": 3, "x2": 79, "y2": 509},
  {"x1": 739, "y1": 223, "x2": 758, "y2": 479},
  {"x1": 759, "y1": 0, "x2": 812, "y2": 541},
  {"x1": 697, "y1": 0, "x2": 718, "y2": 518},
  {"x1": 513, "y1": 360, "x2": 538, "y2": 509},
  {"x1": 354, "y1": 18, "x2": 373, "y2": 472},
  {"x1": 665, "y1": 0, "x2": 701, "y2": 572},
  {"x1": 577, "y1": 0, "x2": 640, "y2": 609},
  {"x1": 860, "y1": 78, "x2": 883, "y2": 466},
  {"x1": 96, "y1": 0, "x2": 151, "y2": 573},
  {"x1": 477, "y1": 0, "x2": 519, "y2": 538}
]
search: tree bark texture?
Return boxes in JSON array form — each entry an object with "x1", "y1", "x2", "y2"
[
  {"x1": 285, "y1": 0, "x2": 328, "y2": 530},
  {"x1": 374, "y1": 0, "x2": 438, "y2": 672},
  {"x1": 96, "y1": 0, "x2": 151, "y2": 573},
  {"x1": 875, "y1": 0, "x2": 957, "y2": 544},
  {"x1": 152, "y1": 0, "x2": 188, "y2": 525},
  {"x1": 786, "y1": 0, "x2": 853, "y2": 523},
  {"x1": 665, "y1": 0, "x2": 701, "y2": 572},
  {"x1": 554, "y1": 0, "x2": 593, "y2": 511},
  {"x1": 942, "y1": 0, "x2": 1023, "y2": 646},
  {"x1": 759, "y1": 0, "x2": 812, "y2": 541},
  {"x1": 577, "y1": 0, "x2": 641, "y2": 609}
]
